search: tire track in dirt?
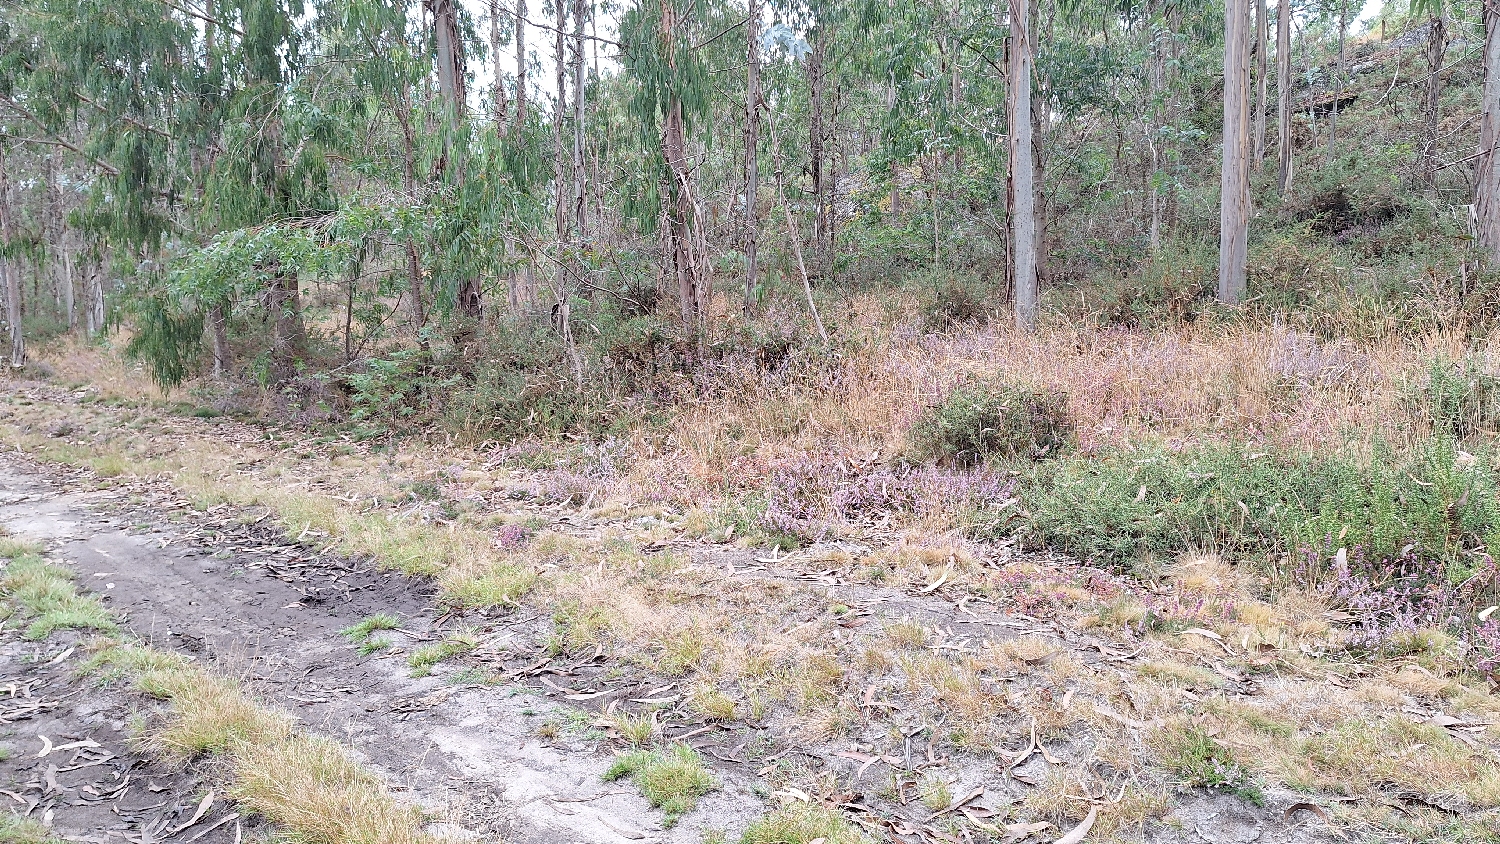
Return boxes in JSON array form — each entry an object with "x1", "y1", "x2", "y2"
[{"x1": 0, "y1": 457, "x2": 768, "y2": 843}]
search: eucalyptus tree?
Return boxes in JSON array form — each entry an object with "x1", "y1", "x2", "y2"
[
  {"x1": 1219, "y1": 0, "x2": 1251, "y2": 304},
  {"x1": 1011, "y1": 0, "x2": 1038, "y2": 330},
  {"x1": 744, "y1": 0, "x2": 763, "y2": 313},
  {"x1": 0, "y1": 143, "x2": 19, "y2": 366},
  {"x1": 620, "y1": 0, "x2": 712, "y2": 330},
  {"x1": 1277, "y1": 0, "x2": 1292, "y2": 194},
  {"x1": 1479, "y1": 0, "x2": 1500, "y2": 261}
]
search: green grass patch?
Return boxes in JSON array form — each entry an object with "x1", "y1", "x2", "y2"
[
  {"x1": 602, "y1": 743, "x2": 715, "y2": 827},
  {"x1": 407, "y1": 632, "x2": 478, "y2": 677},
  {"x1": 738, "y1": 803, "x2": 869, "y2": 844},
  {"x1": 341, "y1": 613, "x2": 400, "y2": 642},
  {"x1": 1154, "y1": 723, "x2": 1264, "y2": 805},
  {"x1": 1, "y1": 554, "x2": 117, "y2": 640},
  {"x1": 0, "y1": 813, "x2": 64, "y2": 843}
]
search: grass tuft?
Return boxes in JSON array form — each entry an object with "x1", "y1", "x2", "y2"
[
  {"x1": 1, "y1": 554, "x2": 117, "y2": 639},
  {"x1": 0, "y1": 813, "x2": 63, "y2": 843},
  {"x1": 341, "y1": 612, "x2": 400, "y2": 642},
  {"x1": 1153, "y1": 722, "x2": 1264, "y2": 805},
  {"x1": 603, "y1": 743, "x2": 715, "y2": 827},
  {"x1": 738, "y1": 803, "x2": 869, "y2": 844},
  {"x1": 407, "y1": 631, "x2": 478, "y2": 677},
  {"x1": 230, "y1": 734, "x2": 433, "y2": 844}
]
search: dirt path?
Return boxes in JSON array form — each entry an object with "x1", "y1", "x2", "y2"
[{"x1": 0, "y1": 456, "x2": 767, "y2": 843}]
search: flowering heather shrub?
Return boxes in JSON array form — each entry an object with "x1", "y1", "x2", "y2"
[
  {"x1": 759, "y1": 455, "x2": 1018, "y2": 542},
  {"x1": 494, "y1": 523, "x2": 533, "y2": 551},
  {"x1": 1296, "y1": 543, "x2": 1500, "y2": 667}
]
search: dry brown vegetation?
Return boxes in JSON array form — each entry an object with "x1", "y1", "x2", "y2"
[{"x1": 14, "y1": 317, "x2": 1500, "y2": 840}]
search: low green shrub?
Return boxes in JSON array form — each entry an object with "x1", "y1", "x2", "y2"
[
  {"x1": 908, "y1": 380, "x2": 1072, "y2": 466},
  {"x1": 1009, "y1": 436, "x2": 1500, "y2": 574},
  {"x1": 1410, "y1": 354, "x2": 1500, "y2": 440}
]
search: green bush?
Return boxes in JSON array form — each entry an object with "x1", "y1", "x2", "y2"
[
  {"x1": 1410, "y1": 354, "x2": 1500, "y2": 439},
  {"x1": 1010, "y1": 437, "x2": 1500, "y2": 574},
  {"x1": 908, "y1": 381, "x2": 1073, "y2": 466}
]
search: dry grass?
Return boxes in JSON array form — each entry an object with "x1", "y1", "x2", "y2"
[
  {"x1": 231, "y1": 735, "x2": 433, "y2": 844},
  {"x1": 668, "y1": 321, "x2": 1475, "y2": 482}
]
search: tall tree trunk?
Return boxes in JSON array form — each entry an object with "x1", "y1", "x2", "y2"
[
  {"x1": 1423, "y1": 14, "x2": 1448, "y2": 197},
  {"x1": 553, "y1": 0, "x2": 568, "y2": 246},
  {"x1": 1329, "y1": 0, "x2": 1347, "y2": 150},
  {"x1": 492, "y1": 0, "x2": 510, "y2": 134},
  {"x1": 1276, "y1": 0, "x2": 1292, "y2": 195},
  {"x1": 571, "y1": 0, "x2": 587, "y2": 239},
  {"x1": 396, "y1": 94, "x2": 428, "y2": 332},
  {"x1": 1219, "y1": 0, "x2": 1252, "y2": 303},
  {"x1": 430, "y1": 0, "x2": 467, "y2": 115},
  {"x1": 1009, "y1": 0, "x2": 1038, "y2": 331},
  {"x1": 1477, "y1": 0, "x2": 1500, "y2": 262},
  {"x1": 86, "y1": 263, "x2": 104, "y2": 337},
  {"x1": 209, "y1": 303, "x2": 230, "y2": 376},
  {"x1": 808, "y1": 32, "x2": 828, "y2": 271},
  {"x1": 1253, "y1": 0, "x2": 1268, "y2": 168},
  {"x1": 43, "y1": 154, "x2": 68, "y2": 326},
  {"x1": 429, "y1": 0, "x2": 482, "y2": 320},
  {"x1": 268, "y1": 267, "x2": 305, "y2": 382},
  {"x1": 515, "y1": 0, "x2": 529, "y2": 131},
  {"x1": 0, "y1": 146, "x2": 20, "y2": 367},
  {"x1": 743, "y1": 0, "x2": 761, "y2": 314},
  {"x1": 660, "y1": 0, "x2": 701, "y2": 331}
]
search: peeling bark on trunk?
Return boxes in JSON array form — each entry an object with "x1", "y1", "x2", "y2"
[
  {"x1": 209, "y1": 303, "x2": 230, "y2": 376},
  {"x1": 429, "y1": 0, "x2": 467, "y2": 117},
  {"x1": 1219, "y1": 0, "x2": 1252, "y2": 304},
  {"x1": 86, "y1": 264, "x2": 104, "y2": 337},
  {"x1": 660, "y1": 0, "x2": 701, "y2": 331},
  {"x1": 268, "y1": 267, "x2": 306, "y2": 383}
]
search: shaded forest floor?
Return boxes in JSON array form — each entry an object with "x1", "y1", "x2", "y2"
[{"x1": 0, "y1": 378, "x2": 1495, "y2": 843}]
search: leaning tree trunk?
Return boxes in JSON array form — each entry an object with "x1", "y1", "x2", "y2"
[
  {"x1": 1478, "y1": 0, "x2": 1500, "y2": 261},
  {"x1": 1253, "y1": 0, "x2": 1268, "y2": 168},
  {"x1": 1219, "y1": 0, "x2": 1251, "y2": 303},
  {"x1": 1276, "y1": 0, "x2": 1292, "y2": 195},
  {"x1": 743, "y1": 0, "x2": 762, "y2": 314},
  {"x1": 1009, "y1": 0, "x2": 1038, "y2": 331},
  {"x1": 0, "y1": 146, "x2": 20, "y2": 367}
]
